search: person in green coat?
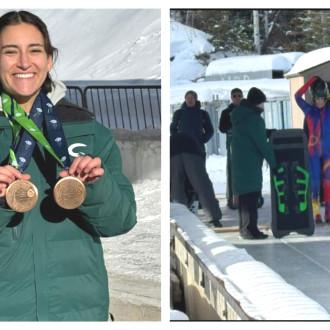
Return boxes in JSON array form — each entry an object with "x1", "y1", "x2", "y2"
[
  {"x1": 0, "y1": 11, "x2": 136, "y2": 320},
  {"x1": 231, "y1": 87, "x2": 276, "y2": 239}
]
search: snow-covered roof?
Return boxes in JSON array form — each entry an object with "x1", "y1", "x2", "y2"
[
  {"x1": 205, "y1": 53, "x2": 302, "y2": 77},
  {"x1": 285, "y1": 47, "x2": 330, "y2": 78},
  {"x1": 171, "y1": 20, "x2": 215, "y2": 59},
  {"x1": 171, "y1": 78, "x2": 290, "y2": 104}
]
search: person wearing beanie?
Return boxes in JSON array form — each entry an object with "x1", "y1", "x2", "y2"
[
  {"x1": 219, "y1": 88, "x2": 243, "y2": 210},
  {"x1": 170, "y1": 90, "x2": 214, "y2": 160},
  {"x1": 231, "y1": 87, "x2": 276, "y2": 239},
  {"x1": 295, "y1": 76, "x2": 330, "y2": 224},
  {"x1": 247, "y1": 87, "x2": 267, "y2": 105}
]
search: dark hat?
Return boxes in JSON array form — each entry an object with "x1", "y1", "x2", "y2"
[
  {"x1": 185, "y1": 90, "x2": 198, "y2": 100},
  {"x1": 247, "y1": 87, "x2": 266, "y2": 106}
]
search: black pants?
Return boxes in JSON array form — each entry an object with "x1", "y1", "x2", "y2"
[
  {"x1": 238, "y1": 191, "x2": 261, "y2": 236},
  {"x1": 170, "y1": 153, "x2": 222, "y2": 221},
  {"x1": 226, "y1": 148, "x2": 235, "y2": 207}
]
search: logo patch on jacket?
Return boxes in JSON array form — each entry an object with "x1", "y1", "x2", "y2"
[{"x1": 68, "y1": 143, "x2": 87, "y2": 157}]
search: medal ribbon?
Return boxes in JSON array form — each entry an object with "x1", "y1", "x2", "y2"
[{"x1": 1, "y1": 92, "x2": 71, "y2": 172}]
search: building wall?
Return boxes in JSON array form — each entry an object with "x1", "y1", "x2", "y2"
[{"x1": 289, "y1": 76, "x2": 305, "y2": 128}]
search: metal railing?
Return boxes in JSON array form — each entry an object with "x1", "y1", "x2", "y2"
[
  {"x1": 65, "y1": 86, "x2": 84, "y2": 107},
  {"x1": 170, "y1": 98, "x2": 292, "y2": 156},
  {"x1": 66, "y1": 84, "x2": 161, "y2": 130}
]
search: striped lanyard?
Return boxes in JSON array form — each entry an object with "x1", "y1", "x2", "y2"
[{"x1": 1, "y1": 92, "x2": 71, "y2": 172}]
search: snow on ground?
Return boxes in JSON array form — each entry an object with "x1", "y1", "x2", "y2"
[
  {"x1": 102, "y1": 179, "x2": 160, "y2": 283},
  {"x1": 171, "y1": 20, "x2": 214, "y2": 60},
  {"x1": 171, "y1": 20, "x2": 214, "y2": 85},
  {"x1": 171, "y1": 57, "x2": 206, "y2": 85},
  {"x1": 281, "y1": 52, "x2": 305, "y2": 67},
  {"x1": 206, "y1": 154, "x2": 271, "y2": 196},
  {"x1": 0, "y1": 9, "x2": 161, "y2": 81}
]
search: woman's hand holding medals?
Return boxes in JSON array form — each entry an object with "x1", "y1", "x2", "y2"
[
  {"x1": 0, "y1": 156, "x2": 104, "y2": 212},
  {"x1": 0, "y1": 165, "x2": 38, "y2": 212},
  {"x1": 54, "y1": 155, "x2": 104, "y2": 210},
  {"x1": 58, "y1": 155, "x2": 104, "y2": 183},
  {"x1": 0, "y1": 165, "x2": 31, "y2": 197}
]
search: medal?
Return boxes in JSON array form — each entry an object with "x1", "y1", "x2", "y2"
[
  {"x1": 2, "y1": 93, "x2": 86, "y2": 211},
  {"x1": 53, "y1": 176, "x2": 86, "y2": 209},
  {"x1": 5, "y1": 179, "x2": 38, "y2": 212}
]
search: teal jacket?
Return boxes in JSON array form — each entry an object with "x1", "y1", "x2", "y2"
[
  {"x1": 231, "y1": 99, "x2": 276, "y2": 195},
  {"x1": 0, "y1": 100, "x2": 137, "y2": 321}
]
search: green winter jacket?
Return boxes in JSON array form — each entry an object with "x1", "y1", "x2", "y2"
[
  {"x1": 0, "y1": 100, "x2": 137, "y2": 321},
  {"x1": 231, "y1": 99, "x2": 276, "y2": 195}
]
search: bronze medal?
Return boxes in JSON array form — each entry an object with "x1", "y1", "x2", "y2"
[
  {"x1": 5, "y1": 179, "x2": 38, "y2": 212},
  {"x1": 53, "y1": 176, "x2": 86, "y2": 209}
]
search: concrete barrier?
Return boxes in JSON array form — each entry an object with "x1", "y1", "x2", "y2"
[
  {"x1": 113, "y1": 129, "x2": 161, "y2": 182},
  {"x1": 171, "y1": 202, "x2": 330, "y2": 320}
]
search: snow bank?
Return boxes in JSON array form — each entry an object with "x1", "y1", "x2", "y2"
[
  {"x1": 171, "y1": 78, "x2": 290, "y2": 104},
  {"x1": 171, "y1": 58, "x2": 206, "y2": 85},
  {"x1": 171, "y1": 20, "x2": 215, "y2": 84},
  {"x1": 170, "y1": 20, "x2": 214, "y2": 59},
  {"x1": 103, "y1": 179, "x2": 160, "y2": 283},
  {"x1": 281, "y1": 52, "x2": 304, "y2": 67},
  {"x1": 285, "y1": 47, "x2": 330, "y2": 78},
  {"x1": 171, "y1": 202, "x2": 330, "y2": 320}
]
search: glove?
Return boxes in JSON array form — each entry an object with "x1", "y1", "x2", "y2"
[
  {"x1": 266, "y1": 128, "x2": 277, "y2": 139},
  {"x1": 296, "y1": 76, "x2": 320, "y2": 96}
]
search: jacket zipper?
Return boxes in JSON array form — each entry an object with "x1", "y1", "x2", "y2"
[{"x1": 12, "y1": 227, "x2": 19, "y2": 241}]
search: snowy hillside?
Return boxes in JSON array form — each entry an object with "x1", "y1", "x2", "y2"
[
  {"x1": 0, "y1": 9, "x2": 160, "y2": 81},
  {"x1": 170, "y1": 20, "x2": 303, "y2": 104},
  {"x1": 171, "y1": 20, "x2": 214, "y2": 84}
]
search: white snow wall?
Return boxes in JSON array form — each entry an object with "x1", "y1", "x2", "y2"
[
  {"x1": 171, "y1": 203, "x2": 330, "y2": 320},
  {"x1": 113, "y1": 129, "x2": 161, "y2": 182}
]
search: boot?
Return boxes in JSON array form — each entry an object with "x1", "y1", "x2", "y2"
[
  {"x1": 208, "y1": 219, "x2": 223, "y2": 228},
  {"x1": 325, "y1": 203, "x2": 330, "y2": 223}
]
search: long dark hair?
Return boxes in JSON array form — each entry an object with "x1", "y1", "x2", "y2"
[{"x1": 0, "y1": 10, "x2": 58, "y2": 93}]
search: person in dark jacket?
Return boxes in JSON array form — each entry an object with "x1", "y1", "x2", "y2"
[
  {"x1": 219, "y1": 88, "x2": 243, "y2": 209},
  {"x1": 170, "y1": 132, "x2": 222, "y2": 227},
  {"x1": 170, "y1": 90, "x2": 214, "y2": 159},
  {"x1": 0, "y1": 11, "x2": 136, "y2": 321},
  {"x1": 231, "y1": 87, "x2": 276, "y2": 239}
]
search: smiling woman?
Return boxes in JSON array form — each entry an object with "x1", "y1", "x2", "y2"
[
  {"x1": 0, "y1": 23, "x2": 53, "y2": 111},
  {"x1": 0, "y1": 11, "x2": 137, "y2": 321},
  {"x1": 0, "y1": 11, "x2": 56, "y2": 112}
]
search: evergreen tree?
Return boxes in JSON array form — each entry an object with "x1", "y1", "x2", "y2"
[
  {"x1": 170, "y1": 9, "x2": 330, "y2": 55},
  {"x1": 302, "y1": 10, "x2": 330, "y2": 51}
]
